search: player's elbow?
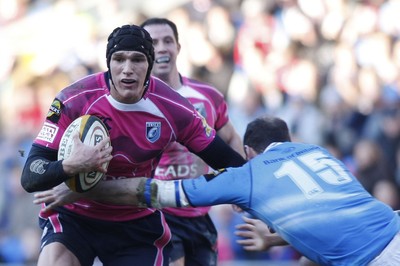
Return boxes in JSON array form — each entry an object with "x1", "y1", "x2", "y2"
[
  {"x1": 21, "y1": 145, "x2": 66, "y2": 193},
  {"x1": 20, "y1": 163, "x2": 49, "y2": 193},
  {"x1": 21, "y1": 175, "x2": 36, "y2": 193},
  {"x1": 21, "y1": 169, "x2": 40, "y2": 193}
]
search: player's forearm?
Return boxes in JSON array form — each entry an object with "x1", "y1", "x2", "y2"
[
  {"x1": 197, "y1": 135, "x2": 246, "y2": 169},
  {"x1": 135, "y1": 179, "x2": 190, "y2": 208},
  {"x1": 88, "y1": 178, "x2": 190, "y2": 209},
  {"x1": 87, "y1": 178, "x2": 148, "y2": 206},
  {"x1": 21, "y1": 145, "x2": 71, "y2": 193},
  {"x1": 217, "y1": 122, "x2": 246, "y2": 158}
]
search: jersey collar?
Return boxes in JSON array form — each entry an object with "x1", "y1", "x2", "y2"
[{"x1": 263, "y1": 142, "x2": 283, "y2": 153}]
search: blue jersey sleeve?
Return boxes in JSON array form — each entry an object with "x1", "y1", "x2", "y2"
[{"x1": 181, "y1": 165, "x2": 252, "y2": 207}]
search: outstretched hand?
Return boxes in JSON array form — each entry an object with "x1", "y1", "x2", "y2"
[
  {"x1": 235, "y1": 216, "x2": 287, "y2": 251},
  {"x1": 235, "y1": 216, "x2": 271, "y2": 251},
  {"x1": 33, "y1": 183, "x2": 82, "y2": 213}
]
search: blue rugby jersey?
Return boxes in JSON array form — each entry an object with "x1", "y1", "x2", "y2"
[{"x1": 181, "y1": 142, "x2": 400, "y2": 265}]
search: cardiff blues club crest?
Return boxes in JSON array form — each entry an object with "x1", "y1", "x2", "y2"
[{"x1": 146, "y1": 122, "x2": 161, "y2": 143}]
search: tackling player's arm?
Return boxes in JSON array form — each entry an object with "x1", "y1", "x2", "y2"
[
  {"x1": 90, "y1": 178, "x2": 189, "y2": 209},
  {"x1": 33, "y1": 177, "x2": 188, "y2": 211},
  {"x1": 33, "y1": 168, "x2": 239, "y2": 212}
]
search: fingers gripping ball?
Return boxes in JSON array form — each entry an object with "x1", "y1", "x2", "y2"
[{"x1": 58, "y1": 115, "x2": 110, "y2": 192}]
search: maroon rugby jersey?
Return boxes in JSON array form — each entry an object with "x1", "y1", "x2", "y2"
[
  {"x1": 154, "y1": 76, "x2": 229, "y2": 217},
  {"x1": 34, "y1": 72, "x2": 215, "y2": 221}
]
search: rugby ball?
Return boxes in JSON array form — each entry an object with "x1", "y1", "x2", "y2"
[{"x1": 58, "y1": 115, "x2": 110, "y2": 192}]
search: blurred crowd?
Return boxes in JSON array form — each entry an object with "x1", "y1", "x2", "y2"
[{"x1": 1, "y1": 0, "x2": 400, "y2": 264}]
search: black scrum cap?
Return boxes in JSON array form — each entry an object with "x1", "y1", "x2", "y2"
[{"x1": 106, "y1": 25, "x2": 154, "y2": 87}]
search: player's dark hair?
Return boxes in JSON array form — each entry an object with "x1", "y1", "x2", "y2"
[
  {"x1": 243, "y1": 116, "x2": 291, "y2": 154},
  {"x1": 140, "y1": 18, "x2": 180, "y2": 43},
  {"x1": 106, "y1": 24, "x2": 154, "y2": 88}
]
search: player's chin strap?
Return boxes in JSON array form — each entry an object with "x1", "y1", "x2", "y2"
[{"x1": 137, "y1": 178, "x2": 190, "y2": 209}]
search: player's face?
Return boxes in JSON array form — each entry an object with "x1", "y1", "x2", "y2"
[
  {"x1": 109, "y1": 50, "x2": 149, "y2": 103},
  {"x1": 144, "y1": 24, "x2": 180, "y2": 80}
]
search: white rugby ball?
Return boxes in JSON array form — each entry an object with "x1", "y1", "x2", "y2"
[{"x1": 58, "y1": 115, "x2": 110, "y2": 193}]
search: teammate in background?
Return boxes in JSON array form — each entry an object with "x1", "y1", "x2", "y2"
[
  {"x1": 20, "y1": 24, "x2": 246, "y2": 266},
  {"x1": 140, "y1": 17, "x2": 245, "y2": 266},
  {"x1": 35, "y1": 115, "x2": 400, "y2": 265}
]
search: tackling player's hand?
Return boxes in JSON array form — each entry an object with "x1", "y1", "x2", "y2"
[
  {"x1": 235, "y1": 216, "x2": 271, "y2": 251},
  {"x1": 235, "y1": 216, "x2": 287, "y2": 251},
  {"x1": 33, "y1": 183, "x2": 82, "y2": 212}
]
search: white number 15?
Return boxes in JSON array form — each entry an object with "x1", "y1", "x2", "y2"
[{"x1": 274, "y1": 151, "x2": 352, "y2": 199}]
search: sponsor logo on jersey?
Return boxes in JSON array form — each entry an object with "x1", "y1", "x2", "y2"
[
  {"x1": 37, "y1": 122, "x2": 59, "y2": 143},
  {"x1": 146, "y1": 122, "x2": 161, "y2": 143},
  {"x1": 155, "y1": 164, "x2": 199, "y2": 179},
  {"x1": 47, "y1": 99, "x2": 63, "y2": 123}
]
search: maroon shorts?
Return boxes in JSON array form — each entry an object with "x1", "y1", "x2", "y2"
[
  {"x1": 39, "y1": 208, "x2": 171, "y2": 266},
  {"x1": 164, "y1": 213, "x2": 218, "y2": 266}
]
